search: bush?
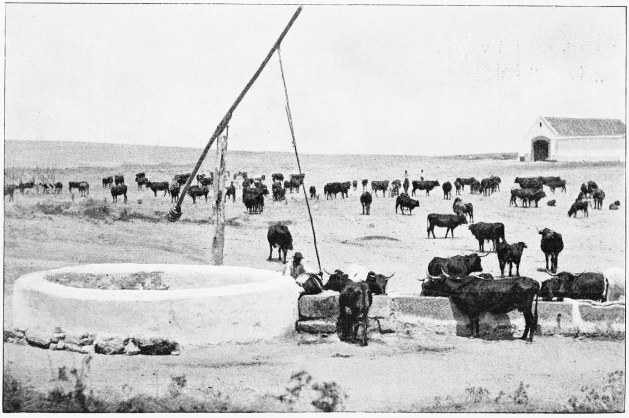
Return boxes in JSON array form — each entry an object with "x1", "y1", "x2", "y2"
[
  {"x1": 564, "y1": 370, "x2": 624, "y2": 412},
  {"x1": 80, "y1": 199, "x2": 111, "y2": 219},
  {"x1": 34, "y1": 201, "x2": 72, "y2": 215}
]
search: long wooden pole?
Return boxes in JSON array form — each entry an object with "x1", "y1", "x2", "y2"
[
  {"x1": 169, "y1": 6, "x2": 303, "y2": 221},
  {"x1": 211, "y1": 134, "x2": 228, "y2": 265}
]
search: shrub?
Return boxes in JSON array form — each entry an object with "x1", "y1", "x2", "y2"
[
  {"x1": 80, "y1": 199, "x2": 111, "y2": 219},
  {"x1": 34, "y1": 201, "x2": 72, "y2": 215},
  {"x1": 564, "y1": 370, "x2": 624, "y2": 412}
]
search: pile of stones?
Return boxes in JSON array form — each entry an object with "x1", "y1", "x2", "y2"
[{"x1": 3, "y1": 327, "x2": 180, "y2": 356}]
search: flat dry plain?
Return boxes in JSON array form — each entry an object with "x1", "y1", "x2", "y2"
[{"x1": 2, "y1": 143, "x2": 625, "y2": 411}]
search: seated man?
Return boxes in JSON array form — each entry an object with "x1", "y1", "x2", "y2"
[{"x1": 283, "y1": 252, "x2": 322, "y2": 292}]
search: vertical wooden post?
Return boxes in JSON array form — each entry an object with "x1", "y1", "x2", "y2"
[{"x1": 211, "y1": 135, "x2": 228, "y2": 265}]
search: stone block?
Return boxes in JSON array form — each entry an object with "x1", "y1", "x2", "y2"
[
  {"x1": 135, "y1": 337, "x2": 179, "y2": 355},
  {"x1": 299, "y1": 292, "x2": 339, "y2": 319},
  {"x1": 124, "y1": 340, "x2": 141, "y2": 356},
  {"x1": 50, "y1": 332, "x2": 66, "y2": 344},
  {"x1": 64, "y1": 343, "x2": 88, "y2": 354},
  {"x1": 370, "y1": 296, "x2": 392, "y2": 318},
  {"x1": 3, "y1": 329, "x2": 18, "y2": 342},
  {"x1": 25, "y1": 330, "x2": 51, "y2": 349},
  {"x1": 296, "y1": 320, "x2": 337, "y2": 334},
  {"x1": 390, "y1": 295, "x2": 455, "y2": 320},
  {"x1": 94, "y1": 334, "x2": 127, "y2": 355},
  {"x1": 579, "y1": 304, "x2": 625, "y2": 323}
]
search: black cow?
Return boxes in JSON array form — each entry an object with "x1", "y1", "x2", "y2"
[
  {"x1": 426, "y1": 253, "x2": 485, "y2": 277},
  {"x1": 427, "y1": 213, "x2": 468, "y2": 238},
  {"x1": 111, "y1": 185, "x2": 127, "y2": 203},
  {"x1": 272, "y1": 173, "x2": 284, "y2": 183},
  {"x1": 360, "y1": 192, "x2": 372, "y2": 215},
  {"x1": 390, "y1": 180, "x2": 402, "y2": 197},
  {"x1": 323, "y1": 269, "x2": 355, "y2": 292},
  {"x1": 442, "y1": 182, "x2": 452, "y2": 199},
  {"x1": 224, "y1": 184, "x2": 236, "y2": 202},
  {"x1": 365, "y1": 271, "x2": 394, "y2": 295},
  {"x1": 593, "y1": 189, "x2": 605, "y2": 209},
  {"x1": 547, "y1": 179, "x2": 566, "y2": 193},
  {"x1": 68, "y1": 181, "x2": 82, "y2": 194},
  {"x1": 243, "y1": 186, "x2": 268, "y2": 214},
  {"x1": 454, "y1": 180, "x2": 462, "y2": 195},
  {"x1": 538, "y1": 228, "x2": 563, "y2": 273},
  {"x1": 514, "y1": 177, "x2": 543, "y2": 190},
  {"x1": 174, "y1": 173, "x2": 192, "y2": 187},
  {"x1": 468, "y1": 222, "x2": 505, "y2": 252},
  {"x1": 496, "y1": 241, "x2": 527, "y2": 277},
  {"x1": 272, "y1": 182, "x2": 286, "y2": 201},
  {"x1": 114, "y1": 175, "x2": 125, "y2": 186},
  {"x1": 361, "y1": 179, "x2": 368, "y2": 190},
  {"x1": 539, "y1": 176, "x2": 561, "y2": 186},
  {"x1": 455, "y1": 177, "x2": 475, "y2": 192},
  {"x1": 371, "y1": 180, "x2": 389, "y2": 197},
  {"x1": 169, "y1": 184, "x2": 180, "y2": 203},
  {"x1": 540, "y1": 271, "x2": 608, "y2": 302},
  {"x1": 510, "y1": 188, "x2": 546, "y2": 207},
  {"x1": 411, "y1": 180, "x2": 440, "y2": 197},
  {"x1": 568, "y1": 200, "x2": 589, "y2": 217},
  {"x1": 309, "y1": 186, "x2": 316, "y2": 199},
  {"x1": 452, "y1": 197, "x2": 474, "y2": 223},
  {"x1": 324, "y1": 182, "x2": 349, "y2": 199},
  {"x1": 395, "y1": 193, "x2": 419, "y2": 215},
  {"x1": 580, "y1": 181, "x2": 598, "y2": 197},
  {"x1": 4, "y1": 185, "x2": 16, "y2": 201},
  {"x1": 469, "y1": 179, "x2": 481, "y2": 194},
  {"x1": 78, "y1": 182, "x2": 90, "y2": 197},
  {"x1": 54, "y1": 182, "x2": 63, "y2": 194},
  {"x1": 547, "y1": 200, "x2": 556, "y2": 206},
  {"x1": 102, "y1": 176, "x2": 113, "y2": 188},
  {"x1": 352, "y1": 180, "x2": 358, "y2": 191},
  {"x1": 419, "y1": 275, "x2": 539, "y2": 341},
  {"x1": 147, "y1": 181, "x2": 170, "y2": 197},
  {"x1": 609, "y1": 201, "x2": 620, "y2": 210},
  {"x1": 338, "y1": 282, "x2": 372, "y2": 346},
  {"x1": 267, "y1": 224, "x2": 293, "y2": 263},
  {"x1": 135, "y1": 172, "x2": 146, "y2": 189},
  {"x1": 187, "y1": 185, "x2": 209, "y2": 204}
]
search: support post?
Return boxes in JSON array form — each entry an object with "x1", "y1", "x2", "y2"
[{"x1": 211, "y1": 135, "x2": 228, "y2": 265}]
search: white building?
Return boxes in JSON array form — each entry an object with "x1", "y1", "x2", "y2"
[{"x1": 519, "y1": 117, "x2": 625, "y2": 162}]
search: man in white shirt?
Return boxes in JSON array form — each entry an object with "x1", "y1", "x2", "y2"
[{"x1": 283, "y1": 252, "x2": 320, "y2": 286}]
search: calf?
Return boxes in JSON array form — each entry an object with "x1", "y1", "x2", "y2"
[
  {"x1": 547, "y1": 200, "x2": 556, "y2": 206},
  {"x1": 111, "y1": 185, "x2": 128, "y2": 203},
  {"x1": 427, "y1": 213, "x2": 468, "y2": 238},
  {"x1": 338, "y1": 282, "x2": 372, "y2": 346},
  {"x1": 547, "y1": 179, "x2": 566, "y2": 193},
  {"x1": 568, "y1": 200, "x2": 589, "y2": 217},
  {"x1": 496, "y1": 241, "x2": 527, "y2": 277},
  {"x1": 395, "y1": 193, "x2": 419, "y2": 215},
  {"x1": 267, "y1": 224, "x2": 293, "y2": 263},
  {"x1": 452, "y1": 197, "x2": 474, "y2": 223},
  {"x1": 360, "y1": 192, "x2": 372, "y2": 215},
  {"x1": 593, "y1": 189, "x2": 605, "y2": 209},
  {"x1": 540, "y1": 271, "x2": 608, "y2": 302},
  {"x1": 468, "y1": 222, "x2": 505, "y2": 252},
  {"x1": 609, "y1": 201, "x2": 620, "y2": 210}
]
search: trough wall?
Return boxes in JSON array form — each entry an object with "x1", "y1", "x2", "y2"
[{"x1": 298, "y1": 291, "x2": 625, "y2": 339}]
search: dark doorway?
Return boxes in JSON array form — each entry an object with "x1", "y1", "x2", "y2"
[{"x1": 533, "y1": 140, "x2": 549, "y2": 161}]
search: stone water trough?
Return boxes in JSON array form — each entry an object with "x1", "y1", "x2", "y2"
[{"x1": 13, "y1": 264, "x2": 301, "y2": 347}]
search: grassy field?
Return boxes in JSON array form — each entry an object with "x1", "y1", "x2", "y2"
[{"x1": 3, "y1": 140, "x2": 625, "y2": 412}]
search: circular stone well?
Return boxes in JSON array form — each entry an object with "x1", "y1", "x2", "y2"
[{"x1": 13, "y1": 264, "x2": 301, "y2": 345}]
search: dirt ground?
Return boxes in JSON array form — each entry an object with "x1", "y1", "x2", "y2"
[{"x1": 2, "y1": 154, "x2": 625, "y2": 411}]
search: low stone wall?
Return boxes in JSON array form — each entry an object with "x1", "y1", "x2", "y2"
[{"x1": 298, "y1": 291, "x2": 625, "y2": 339}]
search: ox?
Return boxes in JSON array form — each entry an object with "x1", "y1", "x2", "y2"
[
  {"x1": 267, "y1": 224, "x2": 293, "y2": 263},
  {"x1": 496, "y1": 241, "x2": 527, "y2": 277},
  {"x1": 395, "y1": 193, "x2": 419, "y2": 215},
  {"x1": 426, "y1": 253, "x2": 486, "y2": 277},
  {"x1": 187, "y1": 185, "x2": 209, "y2": 204},
  {"x1": 568, "y1": 200, "x2": 589, "y2": 217},
  {"x1": 538, "y1": 228, "x2": 563, "y2": 273},
  {"x1": 111, "y1": 185, "x2": 127, "y2": 203},
  {"x1": 442, "y1": 181, "x2": 453, "y2": 200},
  {"x1": 360, "y1": 191, "x2": 372, "y2": 215},
  {"x1": 412, "y1": 180, "x2": 440, "y2": 197},
  {"x1": 427, "y1": 213, "x2": 468, "y2": 238},
  {"x1": 468, "y1": 222, "x2": 505, "y2": 252},
  {"x1": 371, "y1": 180, "x2": 389, "y2": 197},
  {"x1": 541, "y1": 271, "x2": 608, "y2": 302},
  {"x1": 147, "y1": 181, "x2": 170, "y2": 197}
]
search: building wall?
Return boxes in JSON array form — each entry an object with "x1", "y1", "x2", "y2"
[
  {"x1": 519, "y1": 118, "x2": 557, "y2": 161},
  {"x1": 555, "y1": 136, "x2": 625, "y2": 162}
]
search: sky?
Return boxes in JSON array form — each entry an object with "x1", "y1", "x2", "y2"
[{"x1": 4, "y1": 3, "x2": 626, "y2": 155}]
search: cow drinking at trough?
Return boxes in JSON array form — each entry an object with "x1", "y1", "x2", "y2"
[
  {"x1": 412, "y1": 180, "x2": 440, "y2": 197},
  {"x1": 538, "y1": 228, "x2": 563, "y2": 273},
  {"x1": 371, "y1": 180, "x2": 389, "y2": 197},
  {"x1": 111, "y1": 185, "x2": 128, "y2": 203},
  {"x1": 496, "y1": 241, "x2": 527, "y2": 277},
  {"x1": 419, "y1": 275, "x2": 539, "y2": 341},
  {"x1": 395, "y1": 193, "x2": 419, "y2": 215},
  {"x1": 540, "y1": 271, "x2": 608, "y2": 302},
  {"x1": 427, "y1": 213, "x2": 468, "y2": 238},
  {"x1": 360, "y1": 191, "x2": 372, "y2": 215},
  {"x1": 468, "y1": 222, "x2": 505, "y2": 252},
  {"x1": 426, "y1": 253, "x2": 486, "y2": 277},
  {"x1": 267, "y1": 224, "x2": 293, "y2": 263},
  {"x1": 568, "y1": 200, "x2": 589, "y2": 217}
]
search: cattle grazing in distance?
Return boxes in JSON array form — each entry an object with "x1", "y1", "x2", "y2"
[
  {"x1": 267, "y1": 224, "x2": 293, "y2": 263},
  {"x1": 514, "y1": 177, "x2": 543, "y2": 190},
  {"x1": 568, "y1": 200, "x2": 589, "y2": 217},
  {"x1": 426, "y1": 253, "x2": 486, "y2": 277},
  {"x1": 272, "y1": 173, "x2": 284, "y2": 183},
  {"x1": 395, "y1": 193, "x2": 419, "y2": 215},
  {"x1": 454, "y1": 180, "x2": 462, "y2": 195},
  {"x1": 593, "y1": 189, "x2": 606, "y2": 209},
  {"x1": 442, "y1": 181, "x2": 452, "y2": 199},
  {"x1": 371, "y1": 180, "x2": 389, "y2": 197},
  {"x1": 242, "y1": 185, "x2": 268, "y2": 214},
  {"x1": 224, "y1": 183, "x2": 236, "y2": 202},
  {"x1": 411, "y1": 180, "x2": 440, "y2": 197},
  {"x1": 169, "y1": 183, "x2": 180, "y2": 203},
  {"x1": 541, "y1": 271, "x2": 608, "y2": 302},
  {"x1": 284, "y1": 174, "x2": 304, "y2": 193},
  {"x1": 419, "y1": 275, "x2": 539, "y2": 342},
  {"x1": 547, "y1": 179, "x2": 566, "y2": 193},
  {"x1": 68, "y1": 181, "x2": 82, "y2": 194},
  {"x1": 272, "y1": 182, "x2": 286, "y2": 201},
  {"x1": 538, "y1": 228, "x2": 564, "y2": 273},
  {"x1": 469, "y1": 179, "x2": 481, "y2": 194},
  {"x1": 338, "y1": 281, "x2": 372, "y2": 346},
  {"x1": 468, "y1": 222, "x2": 505, "y2": 252},
  {"x1": 390, "y1": 180, "x2": 402, "y2": 197},
  {"x1": 4, "y1": 185, "x2": 16, "y2": 201},
  {"x1": 135, "y1": 173, "x2": 146, "y2": 190},
  {"x1": 360, "y1": 191, "x2": 372, "y2": 215},
  {"x1": 324, "y1": 182, "x2": 349, "y2": 199},
  {"x1": 609, "y1": 200, "x2": 621, "y2": 210},
  {"x1": 510, "y1": 188, "x2": 546, "y2": 207},
  {"x1": 309, "y1": 186, "x2": 316, "y2": 199},
  {"x1": 54, "y1": 182, "x2": 63, "y2": 194},
  {"x1": 78, "y1": 182, "x2": 90, "y2": 197},
  {"x1": 147, "y1": 181, "x2": 170, "y2": 197},
  {"x1": 110, "y1": 185, "x2": 128, "y2": 203},
  {"x1": 496, "y1": 241, "x2": 527, "y2": 277},
  {"x1": 114, "y1": 175, "x2": 125, "y2": 186},
  {"x1": 352, "y1": 180, "x2": 357, "y2": 190},
  {"x1": 102, "y1": 176, "x2": 114, "y2": 188},
  {"x1": 361, "y1": 179, "x2": 368, "y2": 191},
  {"x1": 39, "y1": 183, "x2": 51, "y2": 194},
  {"x1": 187, "y1": 185, "x2": 209, "y2": 204},
  {"x1": 580, "y1": 181, "x2": 598, "y2": 198},
  {"x1": 427, "y1": 213, "x2": 468, "y2": 238},
  {"x1": 547, "y1": 200, "x2": 556, "y2": 206},
  {"x1": 455, "y1": 177, "x2": 475, "y2": 192},
  {"x1": 174, "y1": 173, "x2": 192, "y2": 187},
  {"x1": 452, "y1": 197, "x2": 474, "y2": 223}
]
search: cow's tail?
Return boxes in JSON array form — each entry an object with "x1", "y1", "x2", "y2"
[{"x1": 533, "y1": 293, "x2": 539, "y2": 330}]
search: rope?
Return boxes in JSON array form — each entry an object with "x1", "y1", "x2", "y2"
[{"x1": 278, "y1": 47, "x2": 323, "y2": 274}]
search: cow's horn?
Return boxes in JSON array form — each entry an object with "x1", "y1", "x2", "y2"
[
  {"x1": 324, "y1": 269, "x2": 334, "y2": 276},
  {"x1": 383, "y1": 273, "x2": 395, "y2": 279},
  {"x1": 440, "y1": 267, "x2": 450, "y2": 278},
  {"x1": 478, "y1": 252, "x2": 490, "y2": 258},
  {"x1": 471, "y1": 273, "x2": 492, "y2": 281},
  {"x1": 573, "y1": 271, "x2": 585, "y2": 277},
  {"x1": 545, "y1": 269, "x2": 559, "y2": 276},
  {"x1": 425, "y1": 267, "x2": 441, "y2": 279}
]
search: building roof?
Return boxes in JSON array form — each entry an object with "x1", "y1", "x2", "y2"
[{"x1": 542, "y1": 117, "x2": 626, "y2": 137}]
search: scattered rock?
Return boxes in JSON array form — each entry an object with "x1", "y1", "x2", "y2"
[
  {"x1": 81, "y1": 334, "x2": 96, "y2": 346},
  {"x1": 25, "y1": 331, "x2": 51, "y2": 349},
  {"x1": 136, "y1": 337, "x2": 179, "y2": 355},
  {"x1": 83, "y1": 345, "x2": 95, "y2": 354},
  {"x1": 64, "y1": 343, "x2": 88, "y2": 354},
  {"x1": 50, "y1": 332, "x2": 66, "y2": 344},
  {"x1": 3, "y1": 329, "x2": 18, "y2": 342},
  {"x1": 49, "y1": 343, "x2": 58, "y2": 350},
  {"x1": 296, "y1": 320, "x2": 337, "y2": 334},
  {"x1": 124, "y1": 340, "x2": 140, "y2": 356},
  {"x1": 56, "y1": 341, "x2": 66, "y2": 350},
  {"x1": 94, "y1": 334, "x2": 127, "y2": 355}
]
